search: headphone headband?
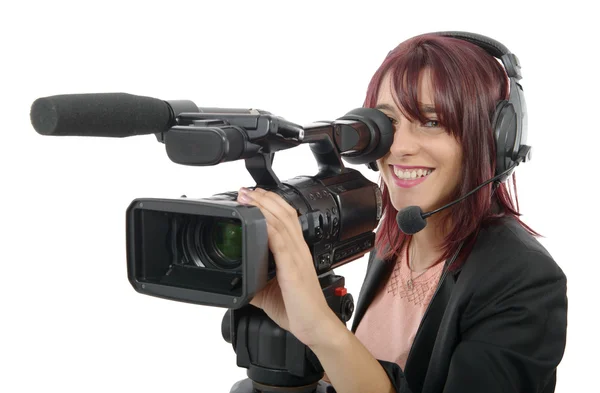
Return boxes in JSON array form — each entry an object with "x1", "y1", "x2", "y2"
[
  {"x1": 432, "y1": 31, "x2": 522, "y2": 80},
  {"x1": 434, "y1": 31, "x2": 529, "y2": 180}
]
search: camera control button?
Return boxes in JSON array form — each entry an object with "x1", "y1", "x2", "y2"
[{"x1": 334, "y1": 287, "x2": 347, "y2": 296}]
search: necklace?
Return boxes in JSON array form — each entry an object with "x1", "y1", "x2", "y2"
[{"x1": 406, "y1": 240, "x2": 428, "y2": 290}]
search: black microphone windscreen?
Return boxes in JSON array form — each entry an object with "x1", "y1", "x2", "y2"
[
  {"x1": 30, "y1": 93, "x2": 173, "y2": 137},
  {"x1": 397, "y1": 206, "x2": 427, "y2": 235}
]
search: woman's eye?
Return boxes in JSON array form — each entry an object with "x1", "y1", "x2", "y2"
[
  {"x1": 387, "y1": 116, "x2": 398, "y2": 125},
  {"x1": 422, "y1": 120, "x2": 440, "y2": 128}
]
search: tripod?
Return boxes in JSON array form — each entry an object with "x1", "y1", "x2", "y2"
[{"x1": 223, "y1": 272, "x2": 354, "y2": 393}]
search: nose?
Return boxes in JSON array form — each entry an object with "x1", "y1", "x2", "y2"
[{"x1": 388, "y1": 118, "x2": 420, "y2": 158}]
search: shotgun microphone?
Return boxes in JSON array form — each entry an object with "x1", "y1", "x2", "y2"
[{"x1": 30, "y1": 93, "x2": 199, "y2": 137}]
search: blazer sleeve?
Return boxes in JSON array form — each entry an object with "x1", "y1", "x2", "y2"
[
  {"x1": 321, "y1": 360, "x2": 411, "y2": 393},
  {"x1": 441, "y1": 250, "x2": 568, "y2": 393},
  {"x1": 369, "y1": 250, "x2": 567, "y2": 393},
  {"x1": 376, "y1": 360, "x2": 412, "y2": 392}
]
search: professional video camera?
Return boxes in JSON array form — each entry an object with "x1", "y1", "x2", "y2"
[{"x1": 30, "y1": 93, "x2": 394, "y2": 393}]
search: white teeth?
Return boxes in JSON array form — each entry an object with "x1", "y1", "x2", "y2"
[{"x1": 393, "y1": 167, "x2": 433, "y2": 180}]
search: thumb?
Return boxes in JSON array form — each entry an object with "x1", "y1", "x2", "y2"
[{"x1": 249, "y1": 292, "x2": 264, "y2": 309}]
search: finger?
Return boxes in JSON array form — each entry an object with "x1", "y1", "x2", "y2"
[
  {"x1": 238, "y1": 188, "x2": 313, "y2": 274},
  {"x1": 251, "y1": 189, "x2": 317, "y2": 270},
  {"x1": 240, "y1": 196, "x2": 301, "y2": 274},
  {"x1": 238, "y1": 188, "x2": 292, "y2": 253},
  {"x1": 248, "y1": 188, "x2": 304, "y2": 239},
  {"x1": 249, "y1": 189, "x2": 314, "y2": 264},
  {"x1": 250, "y1": 279, "x2": 290, "y2": 331},
  {"x1": 239, "y1": 188, "x2": 295, "y2": 239},
  {"x1": 258, "y1": 206, "x2": 302, "y2": 271}
]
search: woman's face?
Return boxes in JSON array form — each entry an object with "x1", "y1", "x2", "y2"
[{"x1": 376, "y1": 69, "x2": 463, "y2": 214}]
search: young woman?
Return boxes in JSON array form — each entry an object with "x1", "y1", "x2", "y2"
[{"x1": 236, "y1": 32, "x2": 567, "y2": 393}]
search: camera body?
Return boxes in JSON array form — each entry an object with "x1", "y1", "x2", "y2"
[
  {"x1": 127, "y1": 167, "x2": 381, "y2": 309},
  {"x1": 116, "y1": 102, "x2": 394, "y2": 310}
]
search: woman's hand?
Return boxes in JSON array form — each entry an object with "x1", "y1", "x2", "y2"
[{"x1": 237, "y1": 187, "x2": 340, "y2": 348}]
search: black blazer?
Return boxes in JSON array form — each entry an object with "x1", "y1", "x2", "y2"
[{"x1": 348, "y1": 217, "x2": 568, "y2": 393}]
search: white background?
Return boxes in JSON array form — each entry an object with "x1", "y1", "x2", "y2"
[{"x1": 2, "y1": 0, "x2": 598, "y2": 392}]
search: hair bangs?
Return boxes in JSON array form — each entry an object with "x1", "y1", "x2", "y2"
[{"x1": 365, "y1": 41, "x2": 463, "y2": 139}]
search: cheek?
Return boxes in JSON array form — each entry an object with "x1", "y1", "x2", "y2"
[
  {"x1": 445, "y1": 154, "x2": 462, "y2": 174},
  {"x1": 442, "y1": 151, "x2": 463, "y2": 189},
  {"x1": 443, "y1": 141, "x2": 463, "y2": 172},
  {"x1": 376, "y1": 158, "x2": 388, "y2": 177}
]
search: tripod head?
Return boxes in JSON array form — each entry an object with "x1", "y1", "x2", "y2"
[{"x1": 223, "y1": 273, "x2": 352, "y2": 393}]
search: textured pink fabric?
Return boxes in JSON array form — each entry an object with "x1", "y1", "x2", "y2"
[{"x1": 354, "y1": 249, "x2": 444, "y2": 370}]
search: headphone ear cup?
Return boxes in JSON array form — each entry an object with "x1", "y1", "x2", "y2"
[{"x1": 492, "y1": 100, "x2": 518, "y2": 179}]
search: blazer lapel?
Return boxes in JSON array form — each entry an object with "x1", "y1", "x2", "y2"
[
  {"x1": 403, "y1": 270, "x2": 457, "y2": 392},
  {"x1": 351, "y1": 250, "x2": 394, "y2": 333},
  {"x1": 404, "y1": 241, "x2": 465, "y2": 392}
]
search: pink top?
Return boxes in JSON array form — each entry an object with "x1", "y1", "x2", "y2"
[{"x1": 354, "y1": 247, "x2": 445, "y2": 370}]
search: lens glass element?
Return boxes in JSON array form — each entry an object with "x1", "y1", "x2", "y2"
[{"x1": 211, "y1": 219, "x2": 243, "y2": 263}]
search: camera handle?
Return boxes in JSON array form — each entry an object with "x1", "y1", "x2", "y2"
[
  {"x1": 223, "y1": 272, "x2": 354, "y2": 393},
  {"x1": 245, "y1": 152, "x2": 281, "y2": 188}
]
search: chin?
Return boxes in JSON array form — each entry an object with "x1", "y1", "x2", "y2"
[
  {"x1": 389, "y1": 196, "x2": 434, "y2": 216},
  {"x1": 390, "y1": 198, "x2": 418, "y2": 213}
]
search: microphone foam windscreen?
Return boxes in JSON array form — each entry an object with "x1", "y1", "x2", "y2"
[
  {"x1": 30, "y1": 93, "x2": 172, "y2": 137},
  {"x1": 396, "y1": 206, "x2": 427, "y2": 235}
]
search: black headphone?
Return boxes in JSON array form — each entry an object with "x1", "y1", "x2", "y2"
[{"x1": 368, "y1": 31, "x2": 531, "y2": 182}]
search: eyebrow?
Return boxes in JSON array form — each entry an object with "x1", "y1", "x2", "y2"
[
  {"x1": 375, "y1": 103, "x2": 437, "y2": 114},
  {"x1": 419, "y1": 104, "x2": 437, "y2": 114},
  {"x1": 374, "y1": 103, "x2": 396, "y2": 112}
]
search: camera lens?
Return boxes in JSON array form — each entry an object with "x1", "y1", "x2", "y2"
[
  {"x1": 177, "y1": 217, "x2": 242, "y2": 270},
  {"x1": 210, "y1": 219, "x2": 243, "y2": 264}
]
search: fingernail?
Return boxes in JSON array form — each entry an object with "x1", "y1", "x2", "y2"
[{"x1": 238, "y1": 188, "x2": 253, "y2": 204}]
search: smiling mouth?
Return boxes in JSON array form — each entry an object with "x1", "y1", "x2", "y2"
[{"x1": 390, "y1": 165, "x2": 435, "y2": 180}]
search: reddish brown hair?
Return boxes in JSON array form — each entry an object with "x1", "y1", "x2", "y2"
[{"x1": 365, "y1": 33, "x2": 537, "y2": 266}]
